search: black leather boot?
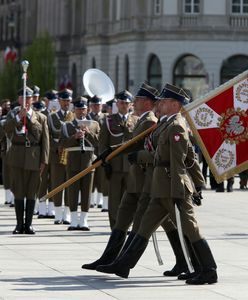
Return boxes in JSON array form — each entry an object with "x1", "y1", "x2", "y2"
[
  {"x1": 216, "y1": 182, "x2": 224, "y2": 192},
  {"x1": 163, "y1": 230, "x2": 188, "y2": 276},
  {"x1": 117, "y1": 231, "x2": 136, "y2": 258},
  {"x1": 25, "y1": 199, "x2": 36, "y2": 234},
  {"x1": 96, "y1": 234, "x2": 148, "y2": 278},
  {"x1": 12, "y1": 199, "x2": 25, "y2": 234},
  {"x1": 178, "y1": 236, "x2": 201, "y2": 280},
  {"x1": 186, "y1": 239, "x2": 217, "y2": 285},
  {"x1": 227, "y1": 178, "x2": 234, "y2": 192},
  {"x1": 82, "y1": 229, "x2": 126, "y2": 270}
]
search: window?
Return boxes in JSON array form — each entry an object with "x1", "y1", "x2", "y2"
[
  {"x1": 147, "y1": 54, "x2": 162, "y2": 91},
  {"x1": 184, "y1": 0, "x2": 200, "y2": 14},
  {"x1": 220, "y1": 55, "x2": 248, "y2": 84},
  {"x1": 173, "y1": 55, "x2": 207, "y2": 100},
  {"x1": 232, "y1": 0, "x2": 248, "y2": 14},
  {"x1": 154, "y1": 0, "x2": 162, "y2": 15},
  {"x1": 124, "y1": 55, "x2": 129, "y2": 90}
]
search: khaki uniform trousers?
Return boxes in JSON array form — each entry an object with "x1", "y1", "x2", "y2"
[
  {"x1": 50, "y1": 163, "x2": 69, "y2": 207},
  {"x1": 11, "y1": 167, "x2": 41, "y2": 199},
  {"x1": 108, "y1": 171, "x2": 128, "y2": 228},
  {"x1": 115, "y1": 191, "x2": 177, "y2": 234},
  {"x1": 67, "y1": 170, "x2": 94, "y2": 212},
  {"x1": 38, "y1": 164, "x2": 52, "y2": 202},
  {"x1": 138, "y1": 191, "x2": 202, "y2": 243}
]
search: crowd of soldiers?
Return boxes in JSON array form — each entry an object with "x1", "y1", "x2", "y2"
[{"x1": 0, "y1": 81, "x2": 223, "y2": 285}]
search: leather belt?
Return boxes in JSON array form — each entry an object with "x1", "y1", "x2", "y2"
[{"x1": 12, "y1": 142, "x2": 40, "y2": 147}]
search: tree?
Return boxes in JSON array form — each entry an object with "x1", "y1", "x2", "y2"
[
  {"x1": 0, "y1": 60, "x2": 20, "y2": 101},
  {"x1": 22, "y1": 32, "x2": 56, "y2": 95}
]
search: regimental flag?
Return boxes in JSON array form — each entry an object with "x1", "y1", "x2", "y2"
[{"x1": 184, "y1": 70, "x2": 248, "y2": 183}]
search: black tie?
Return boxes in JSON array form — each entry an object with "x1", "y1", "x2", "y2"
[{"x1": 122, "y1": 115, "x2": 126, "y2": 123}]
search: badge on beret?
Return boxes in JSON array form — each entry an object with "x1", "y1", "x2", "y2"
[{"x1": 174, "y1": 134, "x2": 180, "y2": 142}]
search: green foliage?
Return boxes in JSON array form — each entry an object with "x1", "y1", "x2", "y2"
[
  {"x1": 22, "y1": 32, "x2": 56, "y2": 95},
  {"x1": 0, "y1": 61, "x2": 20, "y2": 101}
]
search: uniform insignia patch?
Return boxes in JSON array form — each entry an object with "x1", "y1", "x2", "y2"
[{"x1": 174, "y1": 134, "x2": 180, "y2": 142}]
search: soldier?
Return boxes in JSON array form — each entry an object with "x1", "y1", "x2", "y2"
[
  {"x1": 60, "y1": 97, "x2": 100, "y2": 230},
  {"x1": 82, "y1": 84, "x2": 203, "y2": 276},
  {"x1": 99, "y1": 90, "x2": 138, "y2": 228},
  {"x1": 32, "y1": 85, "x2": 40, "y2": 102},
  {"x1": 48, "y1": 88, "x2": 74, "y2": 224},
  {"x1": 87, "y1": 95, "x2": 107, "y2": 209},
  {"x1": 3, "y1": 87, "x2": 49, "y2": 234},
  {"x1": 0, "y1": 99, "x2": 14, "y2": 206},
  {"x1": 82, "y1": 82, "x2": 158, "y2": 270},
  {"x1": 36, "y1": 90, "x2": 58, "y2": 218},
  {"x1": 95, "y1": 84, "x2": 217, "y2": 285}
]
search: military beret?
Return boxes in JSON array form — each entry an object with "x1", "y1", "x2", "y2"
[
  {"x1": 115, "y1": 90, "x2": 133, "y2": 102},
  {"x1": 44, "y1": 89, "x2": 58, "y2": 101},
  {"x1": 17, "y1": 87, "x2": 33, "y2": 97},
  {"x1": 32, "y1": 85, "x2": 40, "y2": 96},
  {"x1": 32, "y1": 101, "x2": 45, "y2": 111},
  {"x1": 156, "y1": 83, "x2": 190, "y2": 106},
  {"x1": 105, "y1": 99, "x2": 116, "y2": 108},
  {"x1": 73, "y1": 96, "x2": 88, "y2": 109},
  {"x1": 135, "y1": 82, "x2": 159, "y2": 101},
  {"x1": 58, "y1": 88, "x2": 73, "y2": 100},
  {"x1": 89, "y1": 95, "x2": 102, "y2": 104}
]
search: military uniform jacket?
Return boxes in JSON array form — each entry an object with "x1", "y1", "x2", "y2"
[
  {"x1": 60, "y1": 119, "x2": 100, "y2": 172},
  {"x1": 48, "y1": 110, "x2": 74, "y2": 164},
  {"x1": 99, "y1": 113, "x2": 138, "y2": 173},
  {"x1": 151, "y1": 113, "x2": 194, "y2": 199},
  {"x1": 126, "y1": 111, "x2": 157, "y2": 193},
  {"x1": 3, "y1": 107, "x2": 49, "y2": 170},
  {"x1": 87, "y1": 111, "x2": 107, "y2": 155}
]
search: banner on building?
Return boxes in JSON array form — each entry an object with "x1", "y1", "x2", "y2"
[{"x1": 184, "y1": 70, "x2": 248, "y2": 183}]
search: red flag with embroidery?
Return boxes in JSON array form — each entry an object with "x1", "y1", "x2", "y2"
[{"x1": 184, "y1": 70, "x2": 248, "y2": 183}]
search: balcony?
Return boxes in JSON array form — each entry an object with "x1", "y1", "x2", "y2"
[{"x1": 230, "y1": 15, "x2": 248, "y2": 28}]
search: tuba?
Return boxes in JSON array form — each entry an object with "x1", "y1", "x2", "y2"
[{"x1": 83, "y1": 68, "x2": 115, "y2": 103}]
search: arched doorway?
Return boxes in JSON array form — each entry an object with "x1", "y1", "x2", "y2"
[
  {"x1": 220, "y1": 55, "x2": 248, "y2": 84},
  {"x1": 173, "y1": 54, "x2": 208, "y2": 100}
]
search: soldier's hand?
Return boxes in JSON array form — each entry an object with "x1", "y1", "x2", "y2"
[
  {"x1": 18, "y1": 108, "x2": 27, "y2": 120},
  {"x1": 173, "y1": 198, "x2": 183, "y2": 212},
  {"x1": 74, "y1": 130, "x2": 84, "y2": 139},
  {"x1": 128, "y1": 152, "x2": 138, "y2": 165},
  {"x1": 192, "y1": 187, "x2": 203, "y2": 206},
  {"x1": 93, "y1": 147, "x2": 113, "y2": 164}
]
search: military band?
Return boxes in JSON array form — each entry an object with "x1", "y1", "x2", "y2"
[{"x1": 0, "y1": 73, "x2": 222, "y2": 286}]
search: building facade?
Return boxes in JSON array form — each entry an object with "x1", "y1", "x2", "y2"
[{"x1": 0, "y1": 0, "x2": 248, "y2": 99}]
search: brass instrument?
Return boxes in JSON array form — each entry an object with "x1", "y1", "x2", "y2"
[{"x1": 59, "y1": 111, "x2": 74, "y2": 165}]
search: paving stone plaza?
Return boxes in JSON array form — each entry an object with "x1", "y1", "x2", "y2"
[{"x1": 0, "y1": 183, "x2": 248, "y2": 300}]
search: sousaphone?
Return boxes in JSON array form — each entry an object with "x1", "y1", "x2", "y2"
[{"x1": 83, "y1": 68, "x2": 115, "y2": 103}]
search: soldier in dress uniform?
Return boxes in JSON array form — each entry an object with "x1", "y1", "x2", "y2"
[
  {"x1": 36, "y1": 90, "x2": 58, "y2": 218},
  {"x1": 0, "y1": 99, "x2": 14, "y2": 206},
  {"x1": 60, "y1": 97, "x2": 100, "y2": 230},
  {"x1": 82, "y1": 82, "x2": 158, "y2": 270},
  {"x1": 3, "y1": 87, "x2": 49, "y2": 234},
  {"x1": 32, "y1": 85, "x2": 40, "y2": 102},
  {"x1": 98, "y1": 90, "x2": 138, "y2": 229},
  {"x1": 87, "y1": 95, "x2": 107, "y2": 209},
  {"x1": 95, "y1": 83, "x2": 217, "y2": 285},
  {"x1": 48, "y1": 88, "x2": 74, "y2": 224}
]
